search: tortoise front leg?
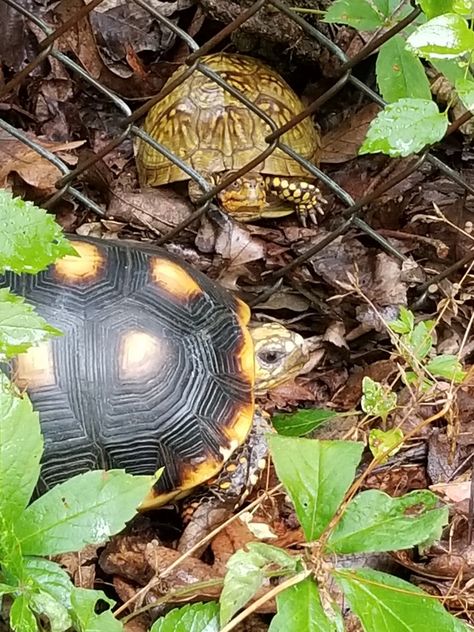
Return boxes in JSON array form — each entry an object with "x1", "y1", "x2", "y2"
[
  {"x1": 178, "y1": 410, "x2": 271, "y2": 553},
  {"x1": 265, "y1": 176, "x2": 327, "y2": 226}
]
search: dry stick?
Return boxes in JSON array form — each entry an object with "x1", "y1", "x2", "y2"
[{"x1": 115, "y1": 483, "x2": 283, "y2": 618}]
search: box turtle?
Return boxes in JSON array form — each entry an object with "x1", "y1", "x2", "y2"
[
  {"x1": 2, "y1": 237, "x2": 308, "y2": 516},
  {"x1": 136, "y1": 53, "x2": 325, "y2": 225}
]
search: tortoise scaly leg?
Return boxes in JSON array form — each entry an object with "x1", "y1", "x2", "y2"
[
  {"x1": 265, "y1": 176, "x2": 327, "y2": 226},
  {"x1": 178, "y1": 410, "x2": 271, "y2": 553}
]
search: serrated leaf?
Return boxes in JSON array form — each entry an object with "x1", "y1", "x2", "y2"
[
  {"x1": 407, "y1": 13, "x2": 474, "y2": 59},
  {"x1": 272, "y1": 408, "x2": 337, "y2": 437},
  {"x1": 0, "y1": 374, "x2": 43, "y2": 521},
  {"x1": 425, "y1": 354, "x2": 466, "y2": 382},
  {"x1": 268, "y1": 436, "x2": 364, "y2": 541},
  {"x1": 359, "y1": 98, "x2": 448, "y2": 157},
  {"x1": 334, "y1": 569, "x2": 469, "y2": 631},
  {"x1": 151, "y1": 602, "x2": 219, "y2": 632},
  {"x1": 13, "y1": 470, "x2": 155, "y2": 556},
  {"x1": 376, "y1": 36, "x2": 431, "y2": 102},
  {"x1": 0, "y1": 190, "x2": 75, "y2": 274},
  {"x1": 24, "y1": 558, "x2": 73, "y2": 609},
  {"x1": 326, "y1": 489, "x2": 448, "y2": 554},
  {"x1": 10, "y1": 594, "x2": 38, "y2": 632},
  {"x1": 70, "y1": 588, "x2": 123, "y2": 632},
  {"x1": 323, "y1": 0, "x2": 407, "y2": 29},
  {"x1": 220, "y1": 543, "x2": 297, "y2": 626},
  {"x1": 406, "y1": 320, "x2": 434, "y2": 360},
  {"x1": 0, "y1": 288, "x2": 61, "y2": 360},
  {"x1": 455, "y1": 77, "x2": 474, "y2": 111},
  {"x1": 269, "y1": 576, "x2": 341, "y2": 632}
]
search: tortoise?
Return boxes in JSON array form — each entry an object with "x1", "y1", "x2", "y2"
[
  {"x1": 2, "y1": 237, "x2": 308, "y2": 515},
  {"x1": 136, "y1": 53, "x2": 325, "y2": 225}
]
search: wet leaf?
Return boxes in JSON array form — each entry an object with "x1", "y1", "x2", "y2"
[
  {"x1": 326, "y1": 489, "x2": 448, "y2": 554},
  {"x1": 359, "y1": 98, "x2": 448, "y2": 157},
  {"x1": 376, "y1": 36, "x2": 431, "y2": 102},
  {"x1": 407, "y1": 13, "x2": 474, "y2": 59},
  {"x1": 0, "y1": 190, "x2": 76, "y2": 274}
]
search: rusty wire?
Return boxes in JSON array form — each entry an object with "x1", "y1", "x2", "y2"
[{"x1": 0, "y1": 0, "x2": 473, "y2": 295}]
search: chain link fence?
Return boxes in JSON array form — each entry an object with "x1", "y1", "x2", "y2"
[{"x1": 1, "y1": 0, "x2": 473, "y2": 300}]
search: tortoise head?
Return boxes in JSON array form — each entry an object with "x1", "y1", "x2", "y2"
[
  {"x1": 250, "y1": 323, "x2": 309, "y2": 395},
  {"x1": 216, "y1": 171, "x2": 267, "y2": 220}
]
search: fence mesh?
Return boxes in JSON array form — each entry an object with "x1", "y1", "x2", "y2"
[{"x1": 1, "y1": 0, "x2": 473, "y2": 301}]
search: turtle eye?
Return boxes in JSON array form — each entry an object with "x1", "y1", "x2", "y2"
[{"x1": 258, "y1": 349, "x2": 285, "y2": 365}]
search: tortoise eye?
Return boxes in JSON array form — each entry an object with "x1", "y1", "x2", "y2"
[{"x1": 258, "y1": 349, "x2": 285, "y2": 365}]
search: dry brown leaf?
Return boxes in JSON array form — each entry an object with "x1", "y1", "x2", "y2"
[
  {"x1": 320, "y1": 103, "x2": 381, "y2": 164},
  {"x1": 0, "y1": 130, "x2": 83, "y2": 195}
]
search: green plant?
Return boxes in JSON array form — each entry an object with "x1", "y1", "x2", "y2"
[
  {"x1": 322, "y1": 0, "x2": 474, "y2": 157},
  {"x1": 148, "y1": 434, "x2": 467, "y2": 631},
  {"x1": 0, "y1": 191, "x2": 155, "y2": 631}
]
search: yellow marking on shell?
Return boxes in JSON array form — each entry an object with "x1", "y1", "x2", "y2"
[
  {"x1": 226, "y1": 463, "x2": 238, "y2": 472},
  {"x1": 150, "y1": 258, "x2": 202, "y2": 299},
  {"x1": 54, "y1": 241, "x2": 103, "y2": 284},
  {"x1": 118, "y1": 330, "x2": 167, "y2": 380},
  {"x1": 226, "y1": 402, "x2": 254, "y2": 451},
  {"x1": 14, "y1": 341, "x2": 55, "y2": 390},
  {"x1": 219, "y1": 481, "x2": 232, "y2": 490},
  {"x1": 219, "y1": 439, "x2": 239, "y2": 462}
]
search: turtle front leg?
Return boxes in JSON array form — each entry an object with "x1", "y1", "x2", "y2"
[
  {"x1": 265, "y1": 176, "x2": 327, "y2": 226},
  {"x1": 178, "y1": 410, "x2": 271, "y2": 553}
]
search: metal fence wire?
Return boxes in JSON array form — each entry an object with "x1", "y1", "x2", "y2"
[{"x1": 1, "y1": 0, "x2": 474, "y2": 297}]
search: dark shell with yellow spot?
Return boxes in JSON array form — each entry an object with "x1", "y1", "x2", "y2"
[
  {"x1": 136, "y1": 53, "x2": 320, "y2": 187},
  {"x1": 1, "y1": 237, "x2": 255, "y2": 508}
]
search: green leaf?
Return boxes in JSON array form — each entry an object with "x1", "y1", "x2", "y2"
[
  {"x1": 269, "y1": 576, "x2": 342, "y2": 632},
  {"x1": 455, "y1": 77, "x2": 474, "y2": 111},
  {"x1": 0, "y1": 512, "x2": 27, "y2": 584},
  {"x1": 70, "y1": 588, "x2": 123, "y2": 632},
  {"x1": 418, "y1": 0, "x2": 455, "y2": 18},
  {"x1": 425, "y1": 354, "x2": 467, "y2": 382},
  {"x1": 323, "y1": 0, "x2": 405, "y2": 29},
  {"x1": 326, "y1": 489, "x2": 448, "y2": 554},
  {"x1": 272, "y1": 409, "x2": 337, "y2": 437},
  {"x1": 406, "y1": 320, "x2": 435, "y2": 360},
  {"x1": 220, "y1": 543, "x2": 297, "y2": 626},
  {"x1": 151, "y1": 602, "x2": 219, "y2": 632},
  {"x1": 9, "y1": 594, "x2": 38, "y2": 632},
  {"x1": 361, "y1": 377, "x2": 397, "y2": 422},
  {"x1": 452, "y1": 0, "x2": 474, "y2": 14},
  {"x1": 30, "y1": 590, "x2": 71, "y2": 632},
  {"x1": 0, "y1": 190, "x2": 75, "y2": 275},
  {"x1": 0, "y1": 288, "x2": 61, "y2": 360},
  {"x1": 0, "y1": 374, "x2": 43, "y2": 521},
  {"x1": 24, "y1": 558, "x2": 73, "y2": 610},
  {"x1": 359, "y1": 98, "x2": 448, "y2": 157},
  {"x1": 14, "y1": 470, "x2": 155, "y2": 556},
  {"x1": 407, "y1": 13, "x2": 474, "y2": 59},
  {"x1": 268, "y1": 436, "x2": 364, "y2": 541},
  {"x1": 369, "y1": 428, "x2": 403, "y2": 462},
  {"x1": 376, "y1": 37, "x2": 432, "y2": 102},
  {"x1": 334, "y1": 569, "x2": 469, "y2": 631},
  {"x1": 432, "y1": 58, "x2": 467, "y2": 82},
  {"x1": 389, "y1": 306, "x2": 414, "y2": 334}
]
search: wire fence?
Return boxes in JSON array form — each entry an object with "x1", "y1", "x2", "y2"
[{"x1": 1, "y1": 0, "x2": 473, "y2": 301}]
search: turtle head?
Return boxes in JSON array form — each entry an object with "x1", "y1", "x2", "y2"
[
  {"x1": 251, "y1": 323, "x2": 309, "y2": 395},
  {"x1": 216, "y1": 171, "x2": 267, "y2": 221}
]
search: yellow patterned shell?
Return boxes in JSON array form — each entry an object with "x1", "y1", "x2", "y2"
[{"x1": 136, "y1": 53, "x2": 320, "y2": 186}]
